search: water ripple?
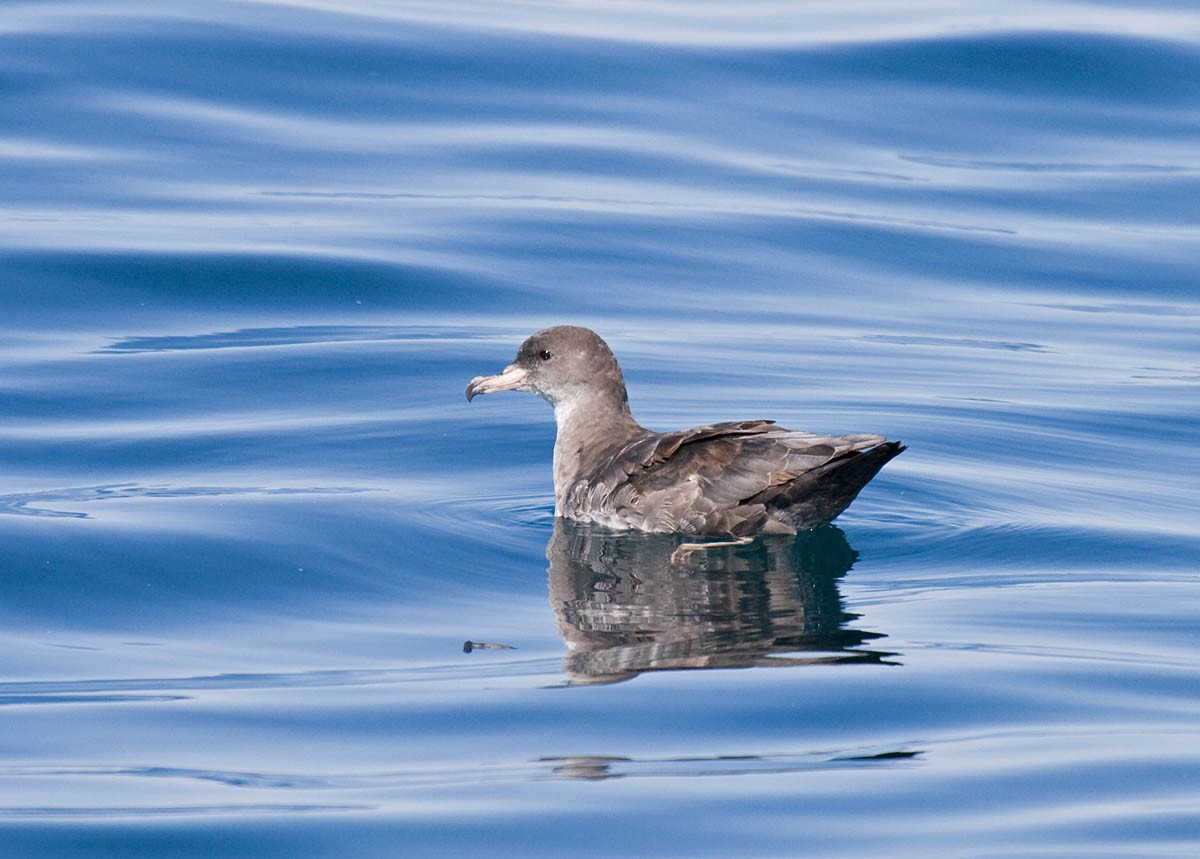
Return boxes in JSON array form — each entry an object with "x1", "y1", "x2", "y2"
[
  {"x1": 0, "y1": 803, "x2": 369, "y2": 819},
  {"x1": 0, "y1": 745, "x2": 924, "y2": 799},
  {"x1": 0, "y1": 659, "x2": 564, "y2": 706},
  {"x1": 100, "y1": 324, "x2": 497, "y2": 353},
  {"x1": 0, "y1": 484, "x2": 371, "y2": 519},
  {"x1": 901, "y1": 155, "x2": 1195, "y2": 174},
  {"x1": 860, "y1": 334, "x2": 1051, "y2": 352}
]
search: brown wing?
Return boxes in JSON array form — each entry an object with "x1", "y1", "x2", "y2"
[{"x1": 575, "y1": 421, "x2": 888, "y2": 534}]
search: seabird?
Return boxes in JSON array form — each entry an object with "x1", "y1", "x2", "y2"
[{"x1": 466, "y1": 325, "x2": 903, "y2": 538}]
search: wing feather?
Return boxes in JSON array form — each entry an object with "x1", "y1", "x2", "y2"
[{"x1": 569, "y1": 419, "x2": 894, "y2": 534}]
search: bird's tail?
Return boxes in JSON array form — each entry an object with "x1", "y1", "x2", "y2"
[{"x1": 769, "y1": 440, "x2": 905, "y2": 529}]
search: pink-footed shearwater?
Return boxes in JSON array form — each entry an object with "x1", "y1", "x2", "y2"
[{"x1": 466, "y1": 325, "x2": 903, "y2": 537}]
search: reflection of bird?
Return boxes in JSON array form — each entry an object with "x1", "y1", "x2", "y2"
[
  {"x1": 547, "y1": 520, "x2": 893, "y2": 685},
  {"x1": 467, "y1": 326, "x2": 903, "y2": 535}
]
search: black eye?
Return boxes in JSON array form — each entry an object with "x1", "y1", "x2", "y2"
[{"x1": 538, "y1": 349, "x2": 552, "y2": 361}]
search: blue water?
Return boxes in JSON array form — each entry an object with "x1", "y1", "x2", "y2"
[{"x1": 2, "y1": 2, "x2": 1199, "y2": 856}]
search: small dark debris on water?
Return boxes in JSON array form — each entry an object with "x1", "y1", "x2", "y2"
[
  {"x1": 834, "y1": 750, "x2": 923, "y2": 762},
  {"x1": 463, "y1": 640, "x2": 516, "y2": 653}
]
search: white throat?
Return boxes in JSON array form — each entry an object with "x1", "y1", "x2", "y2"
[{"x1": 552, "y1": 396, "x2": 581, "y2": 429}]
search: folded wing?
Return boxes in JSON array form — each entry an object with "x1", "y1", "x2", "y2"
[{"x1": 570, "y1": 420, "x2": 899, "y2": 534}]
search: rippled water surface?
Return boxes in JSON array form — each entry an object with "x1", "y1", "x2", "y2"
[{"x1": 2, "y1": 2, "x2": 1199, "y2": 856}]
